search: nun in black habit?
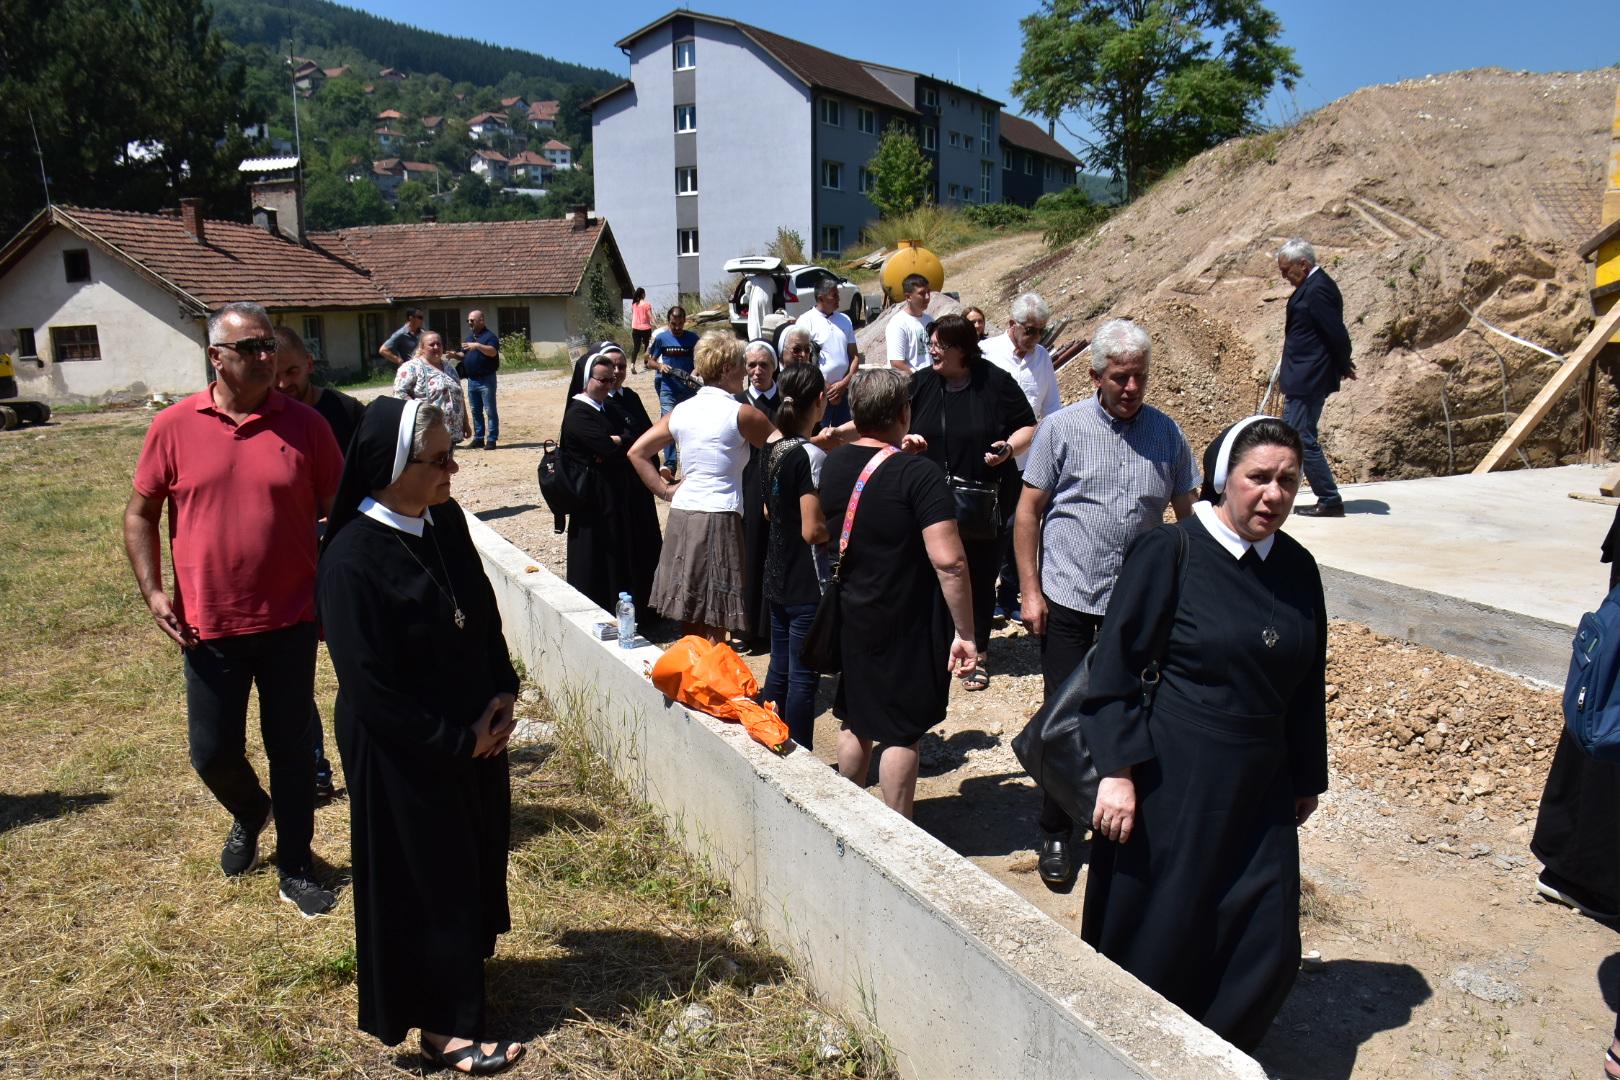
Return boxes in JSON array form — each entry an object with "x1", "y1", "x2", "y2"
[
  {"x1": 562, "y1": 348, "x2": 638, "y2": 611},
  {"x1": 735, "y1": 339, "x2": 781, "y2": 644},
  {"x1": 317, "y1": 397, "x2": 525, "y2": 1075},
  {"x1": 602, "y1": 344, "x2": 663, "y2": 609},
  {"x1": 1077, "y1": 416, "x2": 1328, "y2": 1051}
]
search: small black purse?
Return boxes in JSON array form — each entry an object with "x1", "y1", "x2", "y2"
[
  {"x1": 1011, "y1": 527, "x2": 1189, "y2": 826},
  {"x1": 937, "y1": 375, "x2": 1000, "y2": 542},
  {"x1": 800, "y1": 446, "x2": 898, "y2": 673}
]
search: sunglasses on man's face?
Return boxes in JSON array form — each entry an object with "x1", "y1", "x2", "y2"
[{"x1": 214, "y1": 337, "x2": 278, "y2": 355}]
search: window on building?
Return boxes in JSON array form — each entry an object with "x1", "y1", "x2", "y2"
[
  {"x1": 497, "y1": 306, "x2": 530, "y2": 342},
  {"x1": 62, "y1": 249, "x2": 90, "y2": 283},
  {"x1": 981, "y1": 108, "x2": 992, "y2": 144},
  {"x1": 1024, "y1": 154, "x2": 1035, "y2": 175},
  {"x1": 948, "y1": 183, "x2": 960, "y2": 199},
  {"x1": 964, "y1": 187, "x2": 974, "y2": 201},
  {"x1": 821, "y1": 160, "x2": 843, "y2": 189},
  {"x1": 360, "y1": 312, "x2": 385, "y2": 372},
  {"x1": 1045, "y1": 161, "x2": 1054, "y2": 180},
  {"x1": 674, "y1": 104, "x2": 696, "y2": 132},
  {"x1": 949, "y1": 94, "x2": 958, "y2": 108},
  {"x1": 819, "y1": 98, "x2": 841, "y2": 126},
  {"x1": 16, "y1": 328, "x2": 37, "y2": 358},
  {"x1": 301, "y1": 316, "x2": 325, "y2": 361},
  {"x1": 676, "y1": 166, "x2": 698, "y2": 195},
  {"x1": 964, "y1": 135, "x2": 975, "y2": 151},
  {"x1": 819, "y1": 226, "x2": 842, "y2": 255},
  {"x1": 922, "y1": 126, "x2": 937, "y2": 151},
  {"x1": 858, "y1": 167, "x2": 873, "y2": 194},
  {"x1": 948, "y1": 130, "x2": 960, "y2": 148},
  {"x1": 678, "y1": 228, "x2": 699, "y2": 256},
  {"x1": 857, "y1": 107, "x2": 876, "y2": 135},
  {"x1": 428, "y1": 308, "x2": 460, "y2": 343},
  {"x1": 674, "y1": 39, "x2": 696, "y2": 70},
  {"x1": 1002, "y1": 148, "x2": 1012, "y2": 170},
  {"x1": 980, "y1": 160, "x2": 993, "y2": 196},
  {"x1": 50, "y1": 324, "x2": 100, "y2": 361},
  {"x1": 921, "y1": 86, "x2": 937, "y2": 108}
]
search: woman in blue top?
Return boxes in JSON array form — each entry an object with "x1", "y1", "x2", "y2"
[{"x1": 647, "y1": 306, "x2": 700, "y2": 476}]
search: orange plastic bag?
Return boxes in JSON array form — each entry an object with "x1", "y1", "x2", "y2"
[{"x1": 649, "y1": 635, "x2": 791, "y2": 753}]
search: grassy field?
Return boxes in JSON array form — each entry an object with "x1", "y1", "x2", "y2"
[{"x1": 0, "y1": 414, "x2": 891, "y2": 1077}]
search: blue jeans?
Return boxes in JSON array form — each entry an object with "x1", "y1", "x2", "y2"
[
  {"x1": 823, "y1": 398, "x2": 852, "y2": 429},
  {"x1": 656, "y1": 379, "x2": 695, "y2": 469},
  {"x1": 763, "y1": 600, "x2": 821, "y2": 749},
  {"x1": 465, "y1": 374, "x2": 499, "y2": 444},
  {"x1": 1282, "y1": 393, "x2": 1340, "y2": 504}
]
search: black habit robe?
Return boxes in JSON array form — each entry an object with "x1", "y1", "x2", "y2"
[
  {"x1": 318, "y1": 498, "x2": 519, "y2": 1046},
  {"x1": 1077, "y1": 515, "x2": 1328, "y2": 1051},
  {"x1": 562, "y1": 393, "x2": 662, "y2": 613},
  {"x1": 604, "y1": 388, "x2": 663, "y2": 608},
  {"x1": 735, "y1": 385, "x2": 780, "y2": 641}
]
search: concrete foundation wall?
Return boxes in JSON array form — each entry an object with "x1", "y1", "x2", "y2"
[{"x1": 465, "y1": 511, "x2": 1264, "y2": 1080}]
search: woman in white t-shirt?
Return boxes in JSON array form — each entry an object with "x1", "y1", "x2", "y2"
[{"x1": 629, "y1": 332, "x2": 776, "y2": 640}]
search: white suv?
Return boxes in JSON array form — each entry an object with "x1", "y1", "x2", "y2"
[{"x1": 724, "y1": 256, "x2": 864, "y2": 348}]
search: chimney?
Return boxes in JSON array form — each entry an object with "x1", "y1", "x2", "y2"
[
  {"x1": 252, "y1": 205, "x2": 279, "y2": 236},
  {"x1": 569, "y1": 205, "x2": 589, "y2": 229},
  {"x1": 179, "y1": 197, "x2": 206, "y2": 244},
  {"x1": 248, "y1": 177, "x2": 305, "y2": 244}
]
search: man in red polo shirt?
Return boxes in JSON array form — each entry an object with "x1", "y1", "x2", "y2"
[{"x1": 123, "y1": 302, "x2": 343, "y2": 918}]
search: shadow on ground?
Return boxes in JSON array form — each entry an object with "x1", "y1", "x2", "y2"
[
  {"x1": 0, "y1": 791, "x2": 111, "y2": 834},
  {"x1": 913, "y1": 770, "x2": 1055, "y2": 859},
  {"x1": 1254, "y1": 958, "x2": 1431, "y2": 1079}
]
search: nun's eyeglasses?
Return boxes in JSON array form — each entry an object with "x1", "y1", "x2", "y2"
[{"x1": 410, "y1": 450, "x2": 456, "y2": 470}]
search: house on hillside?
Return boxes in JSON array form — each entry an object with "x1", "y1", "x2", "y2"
[
  {"x1": 323, "y1": 65, "x2": 350, "y2": 79},
  {"x1": 421, "y1": 114, "x2": 445, "y2": 136},
  {"x1": 591, "y1": 10, "x2": 1043, "y2": 303},
  {"x1": 378, "y1": 67, "x2": 408, "y2": 83},
  {"x1": 0, "y1": 202, "x2": 633, "y2": 404},
  {"x1": 998, "y1": 114, "x2": 1081, "y2": 207},
  {"x1": 376, "y1": 109, "x2": 404, "y2": 123},
  {"x1": 540, "y1": 139, "x2": 573, "y2": 170},
  {"x1": 291, "y1": 59, "x2": 324, "y2": 92},
  {"x1": 375, "y1": 127, "x2": 404, "y2": 154},
  {"x1": 468, "y1": 111, "x2": 512, "y2": 140},
  {"x1": 527, "y1": 100, "x2": 560, "y2": 131},
  {"x1": 372, "y1": 158, "x2": 405, "y2": 198},
  {"x1": 401, "y1": 161, "x2": 440, "y2": 191},
  {"x1": 506, "y1": 151, "x2": 552, "y2": 185},
  {"x1": 469, "y1": 150, "x2": 510, "y2": 183},
  {"x1": 501, "y1": 96, "x2": 529, "y2": 114}
]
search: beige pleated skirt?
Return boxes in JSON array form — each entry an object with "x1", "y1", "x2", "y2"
[{"x1": 649, "y1": 508, "x2": 748, "y2": 630}]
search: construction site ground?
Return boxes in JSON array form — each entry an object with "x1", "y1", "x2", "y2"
[{"x1": 424, "y1": 354, "x2": 1613, "y2": 1080}]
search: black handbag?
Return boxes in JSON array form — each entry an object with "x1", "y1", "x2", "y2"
[
  {"x1": 536, "y1": 439, "x2": 591, "y2": 533},
  {"x1": 937, "y1": 374, "x2": 1000, "y2": 541},
  {"x1": 1011, "y1": 526, "x2": 1189, "y2": 826},
  {"x1": 800, "y1": 446, "x2": 898, "y2": 673}
]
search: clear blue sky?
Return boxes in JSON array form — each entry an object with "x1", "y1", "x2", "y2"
[{"x1": 338, "y1": 0, "x2": 1616, "y2": 152}]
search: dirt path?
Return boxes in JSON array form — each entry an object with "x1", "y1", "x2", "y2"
[{"x1": 436, "y1": 234, "x2": 1616, "y2": 1078}]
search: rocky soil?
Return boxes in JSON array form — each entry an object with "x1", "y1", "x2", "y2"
[{"x1": 1005, "y1": 68, "x2": 1618, "y2": 480}]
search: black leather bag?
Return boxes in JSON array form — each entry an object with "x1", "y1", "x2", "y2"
[
  {"x1": 947, "y1": 473, "x2": 1000, "y2": 541},
  {"x1": 536, "y1": 439, "x2": 591, "y2": 533},
  {"x1": 1011, "y1": 527, "x2": 1189, "y2": 826},
  {"x1": 799, "y1": 447, "x2": 898, "y2": 674}
]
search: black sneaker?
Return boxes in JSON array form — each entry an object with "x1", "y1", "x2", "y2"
[
  {"x1": 314, "y1": 759, "x2": 335, "y2": 800},
  {"x1": 279, "y1": 874, "x2": 336, "y2": 918},
  {"x1": 220, "y1": 807, "x2": 270, "y2": 877}
]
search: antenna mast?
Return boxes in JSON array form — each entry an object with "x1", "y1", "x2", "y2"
[{"x1": 27, "y1": 109, "x2": 50, "y2": 208}]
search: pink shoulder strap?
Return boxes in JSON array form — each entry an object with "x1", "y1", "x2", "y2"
[{"x1": 838, "y1": 445, "x2": 899, "y2": 557}]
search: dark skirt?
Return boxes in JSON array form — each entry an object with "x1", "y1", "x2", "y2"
[
  {"x1": 833, "y1": 594, "x2": 952, "y2": 746},
  {"x1": 1081, "y1": 689, "x2": 1301, "y2": 1051},
  {"x1": 1532, "y1": 728, "x2": 1620, "y2": 913}
]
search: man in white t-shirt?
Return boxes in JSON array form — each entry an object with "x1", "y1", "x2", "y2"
[
  {"x1": 885, "y1": 273, "x2": 934, "y2": 373},
  {"x1": 745, "y1": 272, "x2": 777, "y2": 342},
  {"x1": 794, "y1": 279, "x2": 860, "y2": 425},
  {"x1": 981, "y1": 291, "x2": 1064, "y2": 623}
]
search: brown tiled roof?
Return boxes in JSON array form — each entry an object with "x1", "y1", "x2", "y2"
[
  {"x1": 401, "y1": 161, "x2": 439, "y2": 173},
  {"x1": 0, "y1": 206, "x2": 385, "y2": 312},
  {"x1": 376, "y1": 109, "x2": 403, "y2": 120},
  {"x1": 468, "y1": 111, "x2": 508, "y2": 126},
  {"x1": 540, "y1": 139, "x2": 571, "y2": 152},
  {"x1": 998, "y1": 113, "x2": 1082, "y2": 167},
  {"x1": 373, "y1": 158, "x2": 402, "y2": 174},
  {"x1": 323, "y1": 66, "x2": 350, "y2": 78},
  {"x1": 473, "y1": 149, "x2": 508, "y2": 163},
  {"x1": 314, "y1": 219, "x2": 630, "y2": 300},
  {"x1": 500, "y1": 96, "x2": 527, "y2": 108},
  {"x1": 422, "y1": 115, "x2": 444, "y2": 127},
  {"x1": 528, "y1": 100, "x2": 560, "y2": 119},
  {"x1": 507, "y1": 151, "x2": 549, "y2": 166}
]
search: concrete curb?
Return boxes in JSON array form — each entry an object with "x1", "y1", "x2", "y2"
[{"x1": 465, "y1": 510, "x2": 1264, "y2": 1080}]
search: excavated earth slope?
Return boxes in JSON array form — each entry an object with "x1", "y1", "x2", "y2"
[{"x1": 1010, "y1": 68, "x2": 1615, "y2": 479}]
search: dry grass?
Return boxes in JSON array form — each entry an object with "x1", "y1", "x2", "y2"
[{"x1": 0, "y1": 413, "x2": 892, "y2": 1078}]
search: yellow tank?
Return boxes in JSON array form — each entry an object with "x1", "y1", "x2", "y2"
[{"x1": 881, "y1": 240, "x2": 944, "y2": 304}]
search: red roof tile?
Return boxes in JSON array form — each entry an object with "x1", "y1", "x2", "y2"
[
  {"x1": 402, "y1": 161, "x2": 438, "y2": 173},
  {"x1": 527, "y1": 100, "x2": 560, "y2": 120},
  {"x1": 315, "y1": 219, "x2": 627, "y2": 300},
  {"x1": 506, "y1": 151, "x2": 549, "y2": 166},
  {"x1": 422, "y1": 115, "x2": 444, "y2": 127},
  {"x1": 323, "y1": 66, "x2": 350, "y2": 78},
  {"x1": 468, "y1": 111, "x2": 509, "y2": 127},
  {"x1": 501, "y1": 96, "x2": 527, "y2": 108},
  {"x1": 540, "y1": 139, "x2": 571, "y2": 152},
  {"x1": 375, "y1": 109, "x2": 403, "y2": 120},
  {"x1": 998, "y1": 113, "x2": 1082, "y2": 167},
  {"x1": 473, "y1": 149, "x2": 509, "y2": 163},
  {"x1": 13, "y1": 206, "x2": 385, "y2": 311}
]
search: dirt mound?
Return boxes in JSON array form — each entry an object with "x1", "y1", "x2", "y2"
[{"x1": 1018, "y1": 68, "x2": 1616, "y2": 480}]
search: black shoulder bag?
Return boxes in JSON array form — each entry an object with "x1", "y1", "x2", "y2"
[
  {"x1": 799, "y1": 446, "x2": 897, "y2": 674},
  {"x1": 938, "y1": 375, "x2": 1000, "y2": 542},
  {"x1": 1011, "y1": 525, "x2": 1190, "y2": 827},
  {"x1": 537, "y1": 438, "x2": 591, "y2": 534}
]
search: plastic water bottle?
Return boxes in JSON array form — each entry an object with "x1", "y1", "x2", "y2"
[{"x1": 615, "y1": 592, "x2": 636, "y2": 648}]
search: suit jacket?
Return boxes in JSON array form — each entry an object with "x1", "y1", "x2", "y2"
[{"x1": 1280, "y1": 268, "x2": 1354, "y2": 399}]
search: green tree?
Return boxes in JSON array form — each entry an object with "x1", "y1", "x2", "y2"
[
  {"x1": 864, "y1": 124, "x2": 932, "y2": 218},
  {"x1": 1012, "y1": 0, "x2": 1299, "y2": 199}
]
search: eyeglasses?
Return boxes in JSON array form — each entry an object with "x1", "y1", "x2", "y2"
[
  {"x1": 1016, "y1": 322, "x2": 1047, "y2": 337},
  {"x1": 214, "y1": 337, "x2": 277, "y2": 355},
  {"x1": 409, "y1": 450, "x2": 456, "y2": 470}
]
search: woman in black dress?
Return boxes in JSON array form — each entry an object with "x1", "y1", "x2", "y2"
[
  {"x1": 562, "y1": 349, "x2": 633, "y2": 612},
  {"x1": 604, "y1": 344, "x2": 662, "y2": 610},
  {"x1": 1079, "y1": 416, "x2": 1327, "y2": 1051},
  {"x1": 736, "y1": 340, "x2": 782, "y2": 646},
  {"x1": 821, "y1": 368, "x2": 978, "y2": 818},
  {"x1": 904, "y1": 314, "x2": 1035, "y2": 691},
  {"x1": 318, "y1": 397, "x2": 524, "y2": 1074}
]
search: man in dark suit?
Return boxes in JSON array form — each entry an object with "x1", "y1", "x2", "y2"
[{"x1": 1278, "y1": 238, "x2": 1355, "y2": 517}]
